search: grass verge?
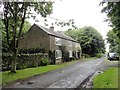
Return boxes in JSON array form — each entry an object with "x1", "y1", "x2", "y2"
[
  {"x1": 93, "y1": 67, "x2": 118, "y2": 88},
  {"x1": 1, "y1": 60, "x2": 79, "y2": 85},
  {"x1": 82, "y1": 57, "x2": 97, "y2": 60}
]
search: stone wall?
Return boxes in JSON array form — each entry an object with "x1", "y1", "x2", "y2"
[
  {"x1": 18, "y1": 25, "x2": 50, "y2": 52},
  {"x1": 2, "y1": 53, "x2": 48, "y2": 71}
]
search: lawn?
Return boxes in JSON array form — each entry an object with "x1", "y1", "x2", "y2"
[
  {"x1": 1, "y1": 60, "x2": 79, "y2": 85},
  {"x1": 93, "y1": 67, "x2": 118, "y2": 88}
]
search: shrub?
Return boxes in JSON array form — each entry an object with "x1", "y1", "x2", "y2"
[
  {"x1": 18, "y1": 48, "x2": 45, "y2": 54},
  {"x1": 96, "y1": 53, "x2": 103, "y2": 58},
  {"x1": 2, "y1": 53, "x2": 48, "y2": 71},
  {"x1": 59, "y1": 45, "x2": 69, "y2": 62},
  {"x1": 41, "y1": 58, "x2": 49, "y2": 66},
  {"x1": 84, "y1": 54, "x2": 90, "y2": 58},
  {"x1": 48, "y1": 50, "x2": 55, "y2": 64}
]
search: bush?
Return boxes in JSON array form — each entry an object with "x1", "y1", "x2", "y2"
[
  {"x1": 49, "y1": 50, "x2": 55, "y2": 64},
  {"x1": 18, "y1": 48, "x2": 45, "y2": 54},
  {"x1": 2, "y1": 53, "x2": 48, "y2": 71},
  {"x1": 41, "y1": 58, "x2": 49, "y2": 66},
  {"x1": 63, "y1": 52, "x2": 69, "y2": 62},
  {"x1": 96, "y1": 53, "x2": 103, "y2": 58},
  {"x1": 82, "y1": 54, "x2": 90, "y2": 58},
  {"x1": 59, "y1": 45, "x2": 69, "y2": 62}
]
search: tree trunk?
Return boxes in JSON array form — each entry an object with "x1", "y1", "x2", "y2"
[
  {"x1": 11, "y1": 49, "x2": 17, "y2": 73},
  {"x1": 10, "y1": 2, "x2": 17, "y2": 73}
]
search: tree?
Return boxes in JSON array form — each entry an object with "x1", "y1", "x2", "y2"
[
  {"x1": 107, "y1": 29, "x2": 120, "y2": 54},
  {"x1": 100, "y1": 2, "x2": 120, "y2": 55},
  {"x1": 65, "y1": 26, "x2": 105, "y2": 56},
  {"x1": 21, "y1": 21, "x2": 31, "y2": 34},
  {"x1": 1, "y1": 2, "x2": 53, "y2": 73},
  {"x1": 0, "y1": 19, "x2": 31, "y2": 51},
  {"x1": 100, "y1": 2, "x2": 120, "y2": 42}
]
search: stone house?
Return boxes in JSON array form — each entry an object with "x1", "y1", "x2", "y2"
[{"x1": 18, "y1": 24, "x2": 81, "y2": 63}]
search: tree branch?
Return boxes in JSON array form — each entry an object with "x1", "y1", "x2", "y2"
[
  {"x1": 3, "y1": 2, "x2": 10, "y2": 48},
  {"x1": 8, "y1": 2, "x2": 15, "y2": 18},
  {"x1": 16, "y1": 3, "x2": 27, "y2": 48}
]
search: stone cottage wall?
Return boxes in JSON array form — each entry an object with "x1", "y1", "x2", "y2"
[{"x1": 18, "y1": 25, "x2": 50, "y2": 52}]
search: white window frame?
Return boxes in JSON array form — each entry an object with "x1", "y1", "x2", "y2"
[
  {"x1": 55, "y1": 37, "x2": 61, "y2": 46},
  {"x1": 55, "y1": 50, "x2": 62, "y2": 59},
  {"x1": 69, "y1": 51, "x2": 72, "y2": 58},
  {"x1": 75, "y1": 43, "x2": 78, "y2": 47}
]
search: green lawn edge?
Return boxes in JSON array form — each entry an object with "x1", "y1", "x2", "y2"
[{"x1": 93, "y1": 67, "x2": 118, "y2": 88}]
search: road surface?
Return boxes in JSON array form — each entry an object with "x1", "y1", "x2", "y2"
[{"x1": 3, "y1": 55, "x2": 118, "y2": 89}]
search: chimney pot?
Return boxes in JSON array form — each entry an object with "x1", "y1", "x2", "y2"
[{"x1": 49, "y1": 26, "x2": 54, "y2": 31}]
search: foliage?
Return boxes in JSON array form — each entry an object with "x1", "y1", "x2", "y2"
[
  {"x1": 59, "y1": 45, "x2": 69, "y2": 62},
  {"x1": 54, "y1": 19, "x2": 78, "y2": 29},
  {"x1": 107, "y1": 29, "x2": 120, "y2": 54},
  {"x1": 65, "y1": 26, "x2": 105, "y2": 56},
  {"x1": 21, "y1": 21, "x2": 31, "y2": 34},
  {"x1": 100, "y1": 2, "x2": 120, "y2": 39},
  {"x1": 2, "y1": 53, "x2": 48, "y2": 71},
  {"x1": 1, "y1": 19, "x2": 31, "y2": 52},
  {"x1": 1, "y1": 2, "x2": 53, "y2": 72},
  {"x1": 41, "y1": 58, "x2": 49, "y2": 66},
  {"x1": 100, "y1": 2, "x2": 120, "y2": 55},
  {"x1": 93, "y1": 67, "x2": 118, "y2": 88},
  {"x1": 48, "y1": 50, "x2": 55, "y2": 64},
  {"x1": 95, "y1": 53, "x2": 103, "y2": 58},
  {"x1": 44, "y1": 18, "x2": 78, "y2": 29},
  {"x1": 18, "y1": 48, "x2": 45, "y2": 54}
]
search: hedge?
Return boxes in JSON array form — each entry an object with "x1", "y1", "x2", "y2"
[
  {"x1": 2, "y1": 53, "x2": 48, "y2": 71},
  {"x1": 18, "y1": 48, "x2": 45, "y2": 54}
]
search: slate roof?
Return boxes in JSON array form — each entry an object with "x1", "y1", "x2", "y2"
[{"x1": 34, "y1": 24, "x2": 78, "y2": 43}]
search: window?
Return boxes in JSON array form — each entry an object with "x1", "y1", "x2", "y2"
[
  {"x1": 75, "y1": 43, "x2": 80, "y2": 47},
  {"x1": 69, "y1": 51, "x2": 72, "y2": 58},
  {"x1": 75, "y1": 43, "x2": 78, "y2": 47},
  {"x1": 55, "y1": 37, "x2": 61, "y2": 45},
  {"x1": 55, "y1": 50, "x2": 62, "y2": 59}
]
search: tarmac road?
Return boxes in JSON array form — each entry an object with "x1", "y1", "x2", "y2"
[{"x1": 3, "y1": 55, "x2": 118, "y2": 89}]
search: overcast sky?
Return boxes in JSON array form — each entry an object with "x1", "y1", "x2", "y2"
[
  {"x1": 30, "y1": 0, "x2": 111, "y2": 39},
  {"x1": 0, "y1": 0, "x2": 111, "y2": 51}
]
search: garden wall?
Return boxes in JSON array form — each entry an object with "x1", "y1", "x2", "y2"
[{"x1": 2, "y1": 53, "x2": 48, "y2": 71}]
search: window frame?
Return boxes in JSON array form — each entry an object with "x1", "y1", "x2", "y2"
[
  {"x1": 55, "y1": 50, "x2": 62, "y2": 59},
  {"x1": 55, "y1": 37, "x2": 62, "y2": 46}
]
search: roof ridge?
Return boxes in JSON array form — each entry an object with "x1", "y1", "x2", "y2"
[{"x1": 34, "y1": 24, "x2": 78, "y2": 42}]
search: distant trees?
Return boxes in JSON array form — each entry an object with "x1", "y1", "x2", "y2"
[{"x1": 65, "y1": 26, "x2": 105, "y2": 57}]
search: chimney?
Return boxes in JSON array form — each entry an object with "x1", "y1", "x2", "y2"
[{"x1": 49, "y1": 26, "x2": 54, "y2": 31}]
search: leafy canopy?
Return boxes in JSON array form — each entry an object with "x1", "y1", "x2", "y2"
[{"x1": 65, "y1": 26, "x2": 105, "y2": 56}]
